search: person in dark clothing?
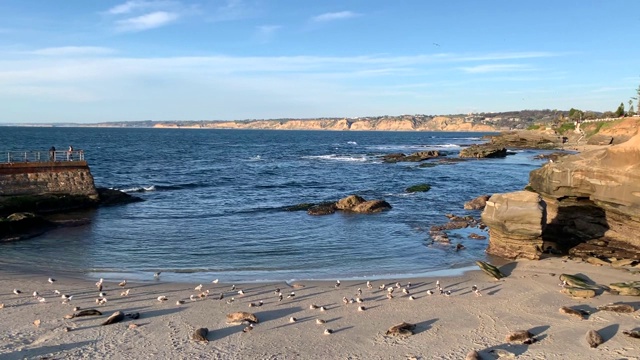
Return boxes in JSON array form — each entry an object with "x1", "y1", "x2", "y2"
[{"x1": 49, "y1": 146, "x2": 56, "y2": 161}]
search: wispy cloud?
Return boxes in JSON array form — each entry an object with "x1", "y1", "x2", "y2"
[
  {"x1": 459, "y1": 64, "x2": 534, "y2": 74},
  {"x1": 115, "y1": 11, "x2": 179, "y2": 32},
  {"x1": 30, "y1": 46, "x2": 116, "y2": 56},
  {"x1": 106, "y1": 0, "x2": 178, "y2": 15},
  {"x1": 311, "y1": 11, "x2": 359, "y2": 22}
]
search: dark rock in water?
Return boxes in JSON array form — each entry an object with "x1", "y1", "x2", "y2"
[
  {"x1": 351, "y1": 200, "x2": 392, "y2": 213},
  {"x1": 430, "y1": 221, "x2": 468, "y2": 232},
  {"x1": 468, "y1": 233, "x2": 487, "y2": 240},
  {"x1": 283, "y1": 203, "x2": 316, "y2": 212},
  {"x1": 381, "y1": 151, "x2": 441, "y2": 163},
  {"x1": 0, "y1": 212, "x2": 56, "y2": 242},
  {"x1": 335, "y1": 195, "x2": 366, "y2": 210},
  {"x1": 96, "y1": 188, "x2": 144, "y2": 206},
  {"x1": 307, "y1": 203, "x2": 337, "y2": 216},
  {"x1": 459, "y1": 145, "x2": 507, "y2": 158},
  {"x1": 405, "y1": 184, "x2": 431, "y2": 193},
  {"x1": 533, "y1": 152, "x2": 571, "y2": 162},
  {"x1": 464, "y1": 195, "x2": 490, "y2": 210}
]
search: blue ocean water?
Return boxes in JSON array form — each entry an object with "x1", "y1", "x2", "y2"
[{"x1": 0, "y1": 127, "x2": 548, "y2": 282}]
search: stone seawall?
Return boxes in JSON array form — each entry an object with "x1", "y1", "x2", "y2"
[{"x1": 0, "y1": 161, "x2": 98, "y2": 199}]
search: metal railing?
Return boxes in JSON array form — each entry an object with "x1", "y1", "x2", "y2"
[{"x1": 2, "y1": 150, "x2": 85, "y2": 164}]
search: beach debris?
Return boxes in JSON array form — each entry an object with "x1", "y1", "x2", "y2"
[
  {"x1": 316, "y1": 319, "x2": 326, "y2": 325},
  {"x1": 488, "y1": 349, "x2": 516, "y2": 358},
  {"x1": 475, "y1": 260, "x2": 505, "y2": 280},
  {"x1": 191, "y1": 327, "x2": 209, "y2": 342},
  {"x1": 585, "y1": 329, "x2": 604, "y2": 348},
  {"x1": 226, "y1": 312, "x2": 258, "y2": 324},
  {"x1": 64, "y1": 309, "x2": 103, "y2": 319},
  {"x1": 561, "y1": 287, "x2": 596, "y2": 299},
  {"x1": 13, "y1": 289, "x2": 22, "y2": 295},
  {"x1": 608, "y1": 281, "x2": 640, "y2": 296},
  {"x1": 385, "y1": 322, "x2": 416, "y2": 337},
  {"x1": 559, "y1": 274, "x2": 598, "y2": 289},
  {"x1": 119, "y1": 280, "x2": 127, "y2": 287},
  {"x1": 559, "y1": 306, "x2": 589, "y2": 319},
  {"x1": 323, "y1": 329, "x2": 333, "y2": 335},
  {"x1": 33, "y1": 319, "x2": 41, "y2": 328},
  {"x1": 505, "y1": 330, "x2": 533, "y2": 343},
  {"x1": 622, "y1": 330, "x2": 640, "y2": 339},
  {"x1": 597, "y1": 303, "x2": 635, "y2": 313},
  {"x1": 465, "y1": 350, "x2": 480, "y2": 360},
  {"x1": 101, "y1": 311, "x2": 125, "y2": 326}
]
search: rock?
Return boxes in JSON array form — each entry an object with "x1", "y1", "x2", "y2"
[
  {"x1": 335, "y1": 195, "x2": 366, "y2": 210},
  {"x1": 381, "y1": 151, "x2": 441, "y2": 163},
  {"x1": 559, "y1": 274, "x2": 598, "y2": 289},
  {"x1": 307, "y1": 203, "x2": 336, "y2": 216},
  {"x1": 585, "y1": 257, "x2": 610, "y2": 266},
  {"x1": 487, "y1": 130, "x2": 563, "y2": 149},
  {"x1": 191, "y1": 327, "x2": 209, "y2": 342},
  {"x1": 561, "y1": 287, "x2": 596, "y2": 299},
  {"x1": 608, "y1": 282, "x2": 640, "y2": 296},
  {"x1": 1, "y1": 212, "x2": 56, "y2": 241},
  {"x1": 481, "y1": 191, "x2": 545, "y2": 259},
  {"x1": 283, "y1": 203, "x2": 316, "y2": 211},
  {"x1": 475, "y1": 260, "x2": 505, "y2": 280},
  {"x1": 586, "y1": 134, "x2": 613, "y2": 145},
  {"x1": 226, "y1": 312, "x2": 258, "y2": 324},
  {"x1": 430, "y1": 221, "x2": 469, "y2": 232},
  {"x1": 585, "y1": 329, "x2": 604, "y2": 348},
  {"x1": 351, "y1": 200, "x2": 392, "y2": 213},
  {"x1": 464, "y1": 195, "x2": 490, "y2": 210},
  {"x1": 596, "y1": 303, "x2": 635, "y2": 313},
  {"x1": 533, "y1": 152, "x2": 571, "y2": 162},
  {"x1": 96, "y1": 188, "x2": 144, "y2": 206},
  {"x1": 459, "y1": 145, "x2": 507, "y2": 158},
  {"x1": 405, "y1": 184, "x2": 431, "y2": 193},
  {"x1": 385, "y1": 322, "x2": 416, "y2": 337},
  {"x1": 505, "y1": 330, "x2": 533, "y2": 343},
  {"x1": 611, "y1": 259, "x2": 639, "y2": 268},
  {"x1": 559, "y1": 306, "x2": 588, "y2": 319},
  {"x1": 468, "y1": 233, "x2": 487, "y2": 240}
]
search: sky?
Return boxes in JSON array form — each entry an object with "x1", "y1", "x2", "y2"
[{"x1": 1, "y1": 0, "x2": 639, "y2": 123}]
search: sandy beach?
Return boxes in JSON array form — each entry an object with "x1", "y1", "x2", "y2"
[{"x1": 1, "y1": 257, "x2": 639, "y2": 359}]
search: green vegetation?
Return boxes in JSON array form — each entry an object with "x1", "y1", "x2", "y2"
[
  {"x1": 556, "y1": 122, "x2": 576, "y2": 135},
  {"x1": 526, "y1": 124, "x2": 541, "y2": 130},
  {"x1": 405, "y1": 183, "x2": 431, "y2": 193},
  {"x1": 615, "y1": 102, "x2": 625, "y2": 117}
]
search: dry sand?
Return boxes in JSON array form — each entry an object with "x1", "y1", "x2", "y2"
[{"x1": 1, "y1": 258, "x2": 639, "y2": 359}]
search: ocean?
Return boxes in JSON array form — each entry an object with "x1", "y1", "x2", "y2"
[{"x1": 0, "y1": 127, "x2": 549, "y2": 283}]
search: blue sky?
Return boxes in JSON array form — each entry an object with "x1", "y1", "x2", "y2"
[{"x1": 1, "y1": 0, "x2": 639, "y2": 123}]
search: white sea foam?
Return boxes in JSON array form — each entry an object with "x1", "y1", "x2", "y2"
[
  {"x1": 303, "y1": 154, "x2": 368, "y2": 162},
  {"x1": 116, "y1": 185, "x2": 156, "y2": 193},
  {"x1": 347, "y1": 141, "x2": 358, "y2": 145}
]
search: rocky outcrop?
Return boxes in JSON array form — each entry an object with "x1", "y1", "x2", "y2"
[
  {"x1": 483, "y1": 133, "x2": 640, "y2": 260},
  {"x1": 381, "y1": 151, "x2": 441, "y2": 163},
  {"x1": 587, "y1": 134, "x2": 613, "y2": 145},
  {"x1": 459, "y1": 145, "x2": 507, "y2": 158},
  {"x1": 307, "y1": 195, "x2": 391, "y2": 215},
  {"x1": 486, "y1": 130, "x2": 563, "y2": 149},
  {"x1": 481, "y1": 191, "x2": 546, "y2": 259},
  {"x1": 464, "y1": 195, "x2": 490, "y2": 210}
]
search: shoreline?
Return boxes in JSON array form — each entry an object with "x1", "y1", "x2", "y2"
[{"x1": 1, "y1": 256, "x2": 638, "y2": 359}]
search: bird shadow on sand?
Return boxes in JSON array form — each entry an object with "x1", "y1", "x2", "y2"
[
  {"x1": 479, "y1": 343, "x2": 530, "y2": 358},
  {"x1": 332, "y1": 326, "x2": 354, "y2": 334},
  {"x1": 269, "y1": 315, "x2": 315, "y2": 330},
  {"x1": 413, "y1": 318, "x2": 438, "y2": 335},
  {"x1": 209, "y1": 324, "x2": 244, "y2": 342},
  {"x1": 255, "y1": 306, "x2": 302, "y2": 323},
  {"x1": 6, "y1": 340, "x2": 95, "y2": 360},
  {"x1": 499, "y1": 262, "x2": 518, "y2": 277},
  {"x1": 598, "y1": 323, "x2": 619, "y2": 343}
]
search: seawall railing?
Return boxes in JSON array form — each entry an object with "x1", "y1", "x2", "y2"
[{"x1": 2, "y1": 150, "x2": 85, "y2": 163}]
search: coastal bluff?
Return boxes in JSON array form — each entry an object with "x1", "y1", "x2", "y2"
[
  {"x1": 152, "y1": 116, "x2": 496, "y2": 132},
  {"x1": 482, "y1": 133, "x2": 640, "y2": 261}
]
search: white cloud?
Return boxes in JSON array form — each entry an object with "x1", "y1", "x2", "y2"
[
  {"x1": 311, "y1": 11, "x2": 359, "y2": 22},
  {"x1": 30, "y1": 46, "x2": 116, "y2": 56},
  {"x1": 256, "y1": 25, "x2": 282, "y2": 43},
  {"x1": 115, "y1": 11, "x2": 179, "y2": 32},
  {"x1": 459, "y1": 64, "x2": 534, "y2": 74},
  {"x1": 106, "y1": 0, "x2": 179, "y2": 15},
  {"x1": 108, "y1": 1, "x2": 144, "y2": 14}
]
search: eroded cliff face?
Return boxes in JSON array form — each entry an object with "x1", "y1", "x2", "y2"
[
  {"x1": 482, "y1": 133, "x2": 640, "y2": 260},
  {"x1": 153, "y1": 117, "x2": 496, "y2": 132}
]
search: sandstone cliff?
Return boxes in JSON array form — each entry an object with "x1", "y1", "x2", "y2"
[
  {"x1": 153, "y1": 117, "x2": 496, "y2": 132},
  {"x1": 482, "y1": 133, "x2": 640, "y2": 260}
]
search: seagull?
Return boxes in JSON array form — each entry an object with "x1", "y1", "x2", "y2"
[
  {"x1": 436, "y1": 280, "x2": 440, "y2": 288},
  {"x1": 32, "y1": 291, "x2": 39, "y2": 297},
  {"x1": 342, "y1": 296, "x2": 349, "y2": 305},
  {"x1": 366, "y1": 281, "x2": 373, "y2": 289},
  {"x1": 176, "y1": 300, "x2": 185, "y2": 305},
  {"x1": 38, "y1": 297, "x2": 46, "y2": 303},
  {"x1": 274, "y1": 288, "x2": 281, "y2": 295},
  {"x1": 324, "y1": 329, "x2": 333, "y2": 335},
  {"x1": 99, "y1": 292, "x2": 106, "y2": 298},
  {"x1": 357, "y1": 306, "x2": 366, "y2": 312},
  {"x1": 157, "y1": 295, "x2": 168, "y2": 302},
  {"x1": 387, "y1": 293, "x2": 394, "y2": 300},
  {"x1": 243, "y1": 324, "x2": 254, "y2": 333},
  {"x1": 356, "y1": 288, "x2": 362, "y2": 296},
  {"x1": 218, "y1": 293, "x2": 224, "y2": 300},
  {"x1": 195, "y1": 284, "x2": 203, "y2": 291},
  {"x1": 226, "y1": 297, "x2": 235, "y2": 304},
  {"x1": 231, "y1": 284, "x2": 236, "y2": 291},
  {"x1": 61, "y1": 294, "x2": 72, "y2": 300},
  {"x1": 118, "y1": 280, "x2": 127, "y2": 287},
  {"x1": 335, "y1": 280, "x2": 341, "y2": 288},
  {"x1": 402, "y1": 288, "x2": 410, "y2": 295},
  {"x1": 409, "y1": 295, "x2": 415, "y2": 300},
  {"x1": 54, "y1": 290, "x2": 61, "y2": 295},
  {"x1": 310, "y1": 304, "x2": 319, "y2": 310},
  {"x1": 387, "y1": 287, "x2": 394, "y2": 294},
  {"x1": 406, "y1": 282, "x2": 412, "y2": 288},
  {"x1": 98, "y1": 298, "x2": 107, "y2": 305},
  {"x1": 287, "y1": 292, "x2": 295, "y2": 299},
  {"x1": 95, "y1": 278, "x2": 103, "y2": 287},
  {"x1": 121, "y1": 289, "x2": 130, "y2": 297},
  {"x1": 48, "y1": 278, "x2": 56, "y2": 284},
  {"x1": 190, "y1": 295, "x2": 197, "y2": 301},
  {"x1": 395, "y1": 282, "x2": 401, "y2": 289},
  {"x1": 379, "y1": 283, "x2": 386, "y2": 290},
  {"x1": 316, "y1": 319, "x2": 326, "y2": 324},
  {"x1": 426, "y1": 290, "x2": 434, "y2": 295},
  {"x1": 278, "y1": 293, "x2": 283, "y2": 301},
  {"x1": 289, "y1": 317, "x2": 297, "y2": 323},
  {"x1": 154, "y1": 272, "x2": 161, "y2": 279},
  {"x1": 212, "y1": 279, "x2": 219, "y2": 284},
  {"x1": 444, "y1": 290, "x2": 452, "y2": 297},
  {"x1": 238, "y1": 290, "x2": 245, "y2": 295},
  {"x1": 356, "y1": 297, "x2": 364, "y2": 303},
  {"x1": 472, "y1": 285, "x2": 482, "y2": 296},
  {"x1": 319, "y1": 306, "x2": 327, "y2": 312}
]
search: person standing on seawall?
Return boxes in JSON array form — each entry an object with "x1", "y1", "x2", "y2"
[
  {"x1": 49, "y1": 146, "x2": 55, "y2": 161},
  {"x1": 67, "y1": 145, "x2": 73, "y2": 161}
]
